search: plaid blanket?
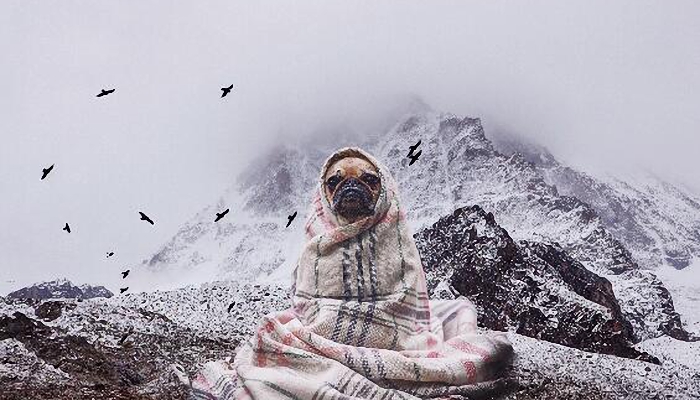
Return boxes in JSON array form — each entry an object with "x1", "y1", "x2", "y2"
[{"x1": 178, "y1": 147, "x2": 514, "y2": 399}]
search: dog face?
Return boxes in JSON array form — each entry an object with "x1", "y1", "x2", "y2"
[{"x1": 323, "y1": 155, "x2": 381, "y2": 223}]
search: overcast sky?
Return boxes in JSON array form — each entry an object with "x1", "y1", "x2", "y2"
[{"x1": 1, "y1": 1, "x2": 699, "y2": 294}]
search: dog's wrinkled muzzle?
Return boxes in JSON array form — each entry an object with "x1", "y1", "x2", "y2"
[{"x1": 332, "y1": 178, "x2": 374, "y2": 215}]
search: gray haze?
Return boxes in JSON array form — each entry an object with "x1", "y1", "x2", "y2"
[{"x1": 1, "y1": 1, "x2": 699, "y2": 294}]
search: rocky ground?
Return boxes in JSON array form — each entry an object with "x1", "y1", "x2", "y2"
[
  {"x1": 0, "y1": 283, "x2": 287, "y2": 400},
  {"x1": 503, "y1": 333, "x2": 700, "y2": 400},
  {"x1": 2, "y1": 281, "x2": 700, "y2": 399}
]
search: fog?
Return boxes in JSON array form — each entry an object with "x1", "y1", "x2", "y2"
[{"x1": 1, "y1": 1, "x2": 699, "y2": 294}]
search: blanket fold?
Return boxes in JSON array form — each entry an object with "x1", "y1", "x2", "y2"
[{"x1": 184, "y1": 147, "x2": 514, "y2": 399}]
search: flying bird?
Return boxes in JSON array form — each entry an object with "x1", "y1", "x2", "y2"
[
  {"x1": 227, "y1": 301, "x2": 236, "y2": 313},
  {"x1": 407, "y1": 140, "x2": 421, "y2": 157},
  {"x1": 121, "y1": 269, "x2": 130, "y2": 279},
  {"x1": 62, "y1": 223, "x2": 71, "y2": 233},
  {"x1": 138, "y1": 211, "x2": 154, "y2": 225},
  {"x1": 215, "y1": 209, "x2": 229, "y2": 222},
  {"x1": 220, "y1": 84, "x2": 234, "y2": 98},
  {"x1": 41, "y1": 164, "x2": 54, "y2": 180},
  {"x1": 408, "y1": 150, "x2": 422, "y2": 166},
  {"x1": 120, "y1": 287, "x2": 129, "y2": 294},
  {"x1": 106, "y1": 252, "x2": 114, "y2": 258},
  {"x1": 96, "y1": 88, "x2": 115, "y2": 97},
  {"x1": 286, "y1": 211, "x2": 297, "y2": 228}
]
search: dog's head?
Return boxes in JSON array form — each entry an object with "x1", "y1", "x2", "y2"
[{"x1": 323, "y1": 154, "x2": 381, "y2": 224}]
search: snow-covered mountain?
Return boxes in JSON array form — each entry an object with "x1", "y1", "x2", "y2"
[
  {"x1": 7, "y1": 278, "x2": 114, "y2": 300},
  {"x1": 142, "y1": 109, "x2": 700, "y2": 343},
  {"x1": 490, "y1": 130, "x2": 700, "y2": 271}
]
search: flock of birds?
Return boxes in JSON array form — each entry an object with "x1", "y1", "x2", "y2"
[
  {"x1": 37, "y1": 84, "x2": 300, "y2": 297},
  {"x1": 37, "y1": 87, "x2": 421, "y2": 299}
]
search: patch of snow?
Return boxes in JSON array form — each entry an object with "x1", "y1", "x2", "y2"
[{"x1": 655, "y1": 259, "x2": 700, "y2": 336}]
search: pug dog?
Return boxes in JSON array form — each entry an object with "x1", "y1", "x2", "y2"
[{"x1": 323, "y1": 154, "x2": 382, "y2": 224}]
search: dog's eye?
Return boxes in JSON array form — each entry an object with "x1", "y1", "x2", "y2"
[
  {"x1": 361, "y1": 173, "x2": 379, "y2": 186},
  {"x1": 326, "y1": 175, "x2": 341, "y2": 189}
]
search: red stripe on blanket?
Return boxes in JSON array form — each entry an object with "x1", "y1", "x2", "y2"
[
  {"x1": 426, "y1": 336, "x2": 438, "y2": 348},
  {"x1": 461, "y1": 360, "x2": 477, "y2": 384},
  {"x1": 314, "y1": 192, "x2": 336, "y2": 231},
  {"x1": 427, "y1": 351, "x2": 442, "y2": 358},
  {"x1": 274, "y1": 333, "x2": 295, "y2": 367},
  {"x1": 193, "y1": 373, "x2": 209, "y2": 386},
  {"x1": 449, "y1": 339, "x2": 492, "y2": 362},
  {"x1": 255, "y1": 320, "x2": 277, "y2": 367}
]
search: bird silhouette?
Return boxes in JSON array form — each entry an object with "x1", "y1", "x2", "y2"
[
  {"x1": 120, "y1": 287, "x2": 129, "y2": 294},
  {"x1": 221, "y1": 84, "x2": 234, "y2": 98},
  {"x1": 118, "y1": 329, "x2": 133, "y2": 345},
  {"x1": 407, "y1": 140, "x2": 421, "y2": 157},
  {"x1": 408, "y1": 149, "x2": 422, "y2": 166},
  {"x1": 286, "y1": 211, "x2": 297, "y2": 228},
  {"x1": 106, "y1": 252, "x2": 114, "y2": 258},
  {"x1": 62, "y1": 223, "x2": 71, "y2": 233},
  {"x1": 214, "y1": 209, "x2": 229, "y2": 222},
  {"x1": 138, "y1": 211, "x2": 154, "y2": 225},
  {"x1": 96, "y1": 88, "x2": 115, "y2": 97},
  {"x1": 121, "y1": 269, "x2": 130, "y2": 279},
  {"x1": 41, "y1": 164, "x2": 54, "y2": 180},
  {"x1": 227, "y1": 301, "x2": 236, "y2": 313}
]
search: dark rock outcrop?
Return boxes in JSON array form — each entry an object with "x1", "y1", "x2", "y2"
[
  {"x1": 415, "y1": 205, "x2": 658, "y2": 362},
  {"x1": 0, "y1": 311, "x2": 52, "y2": 340},
  {"x1": 0, "y1": 304, "x2": 237, "y2": 399},
  {"x1": 35, "y1": 300, "x2": 75, "y2": 321}
]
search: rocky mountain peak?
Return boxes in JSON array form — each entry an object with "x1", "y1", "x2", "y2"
[{"x1": 7, "y1": 279, "x2": 113, "y2": 300}]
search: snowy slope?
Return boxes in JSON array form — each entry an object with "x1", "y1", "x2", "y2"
[
  {"x1": 141, "y1": 146, "x2": 321, "y2": 286},
  {"x1": 490, "y1": 130, "x2": 700, "y2": 271},
  {"x1": 654, "y1": 260, "x2": 700, "y2": 336}
]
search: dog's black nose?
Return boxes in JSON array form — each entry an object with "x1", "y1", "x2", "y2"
[
  {"x1": 337, "y1": 178, "x2": 366, "y2": 196},
  {"x1": 341, "y1": 188, "x2": 363, "y2": 201}
]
